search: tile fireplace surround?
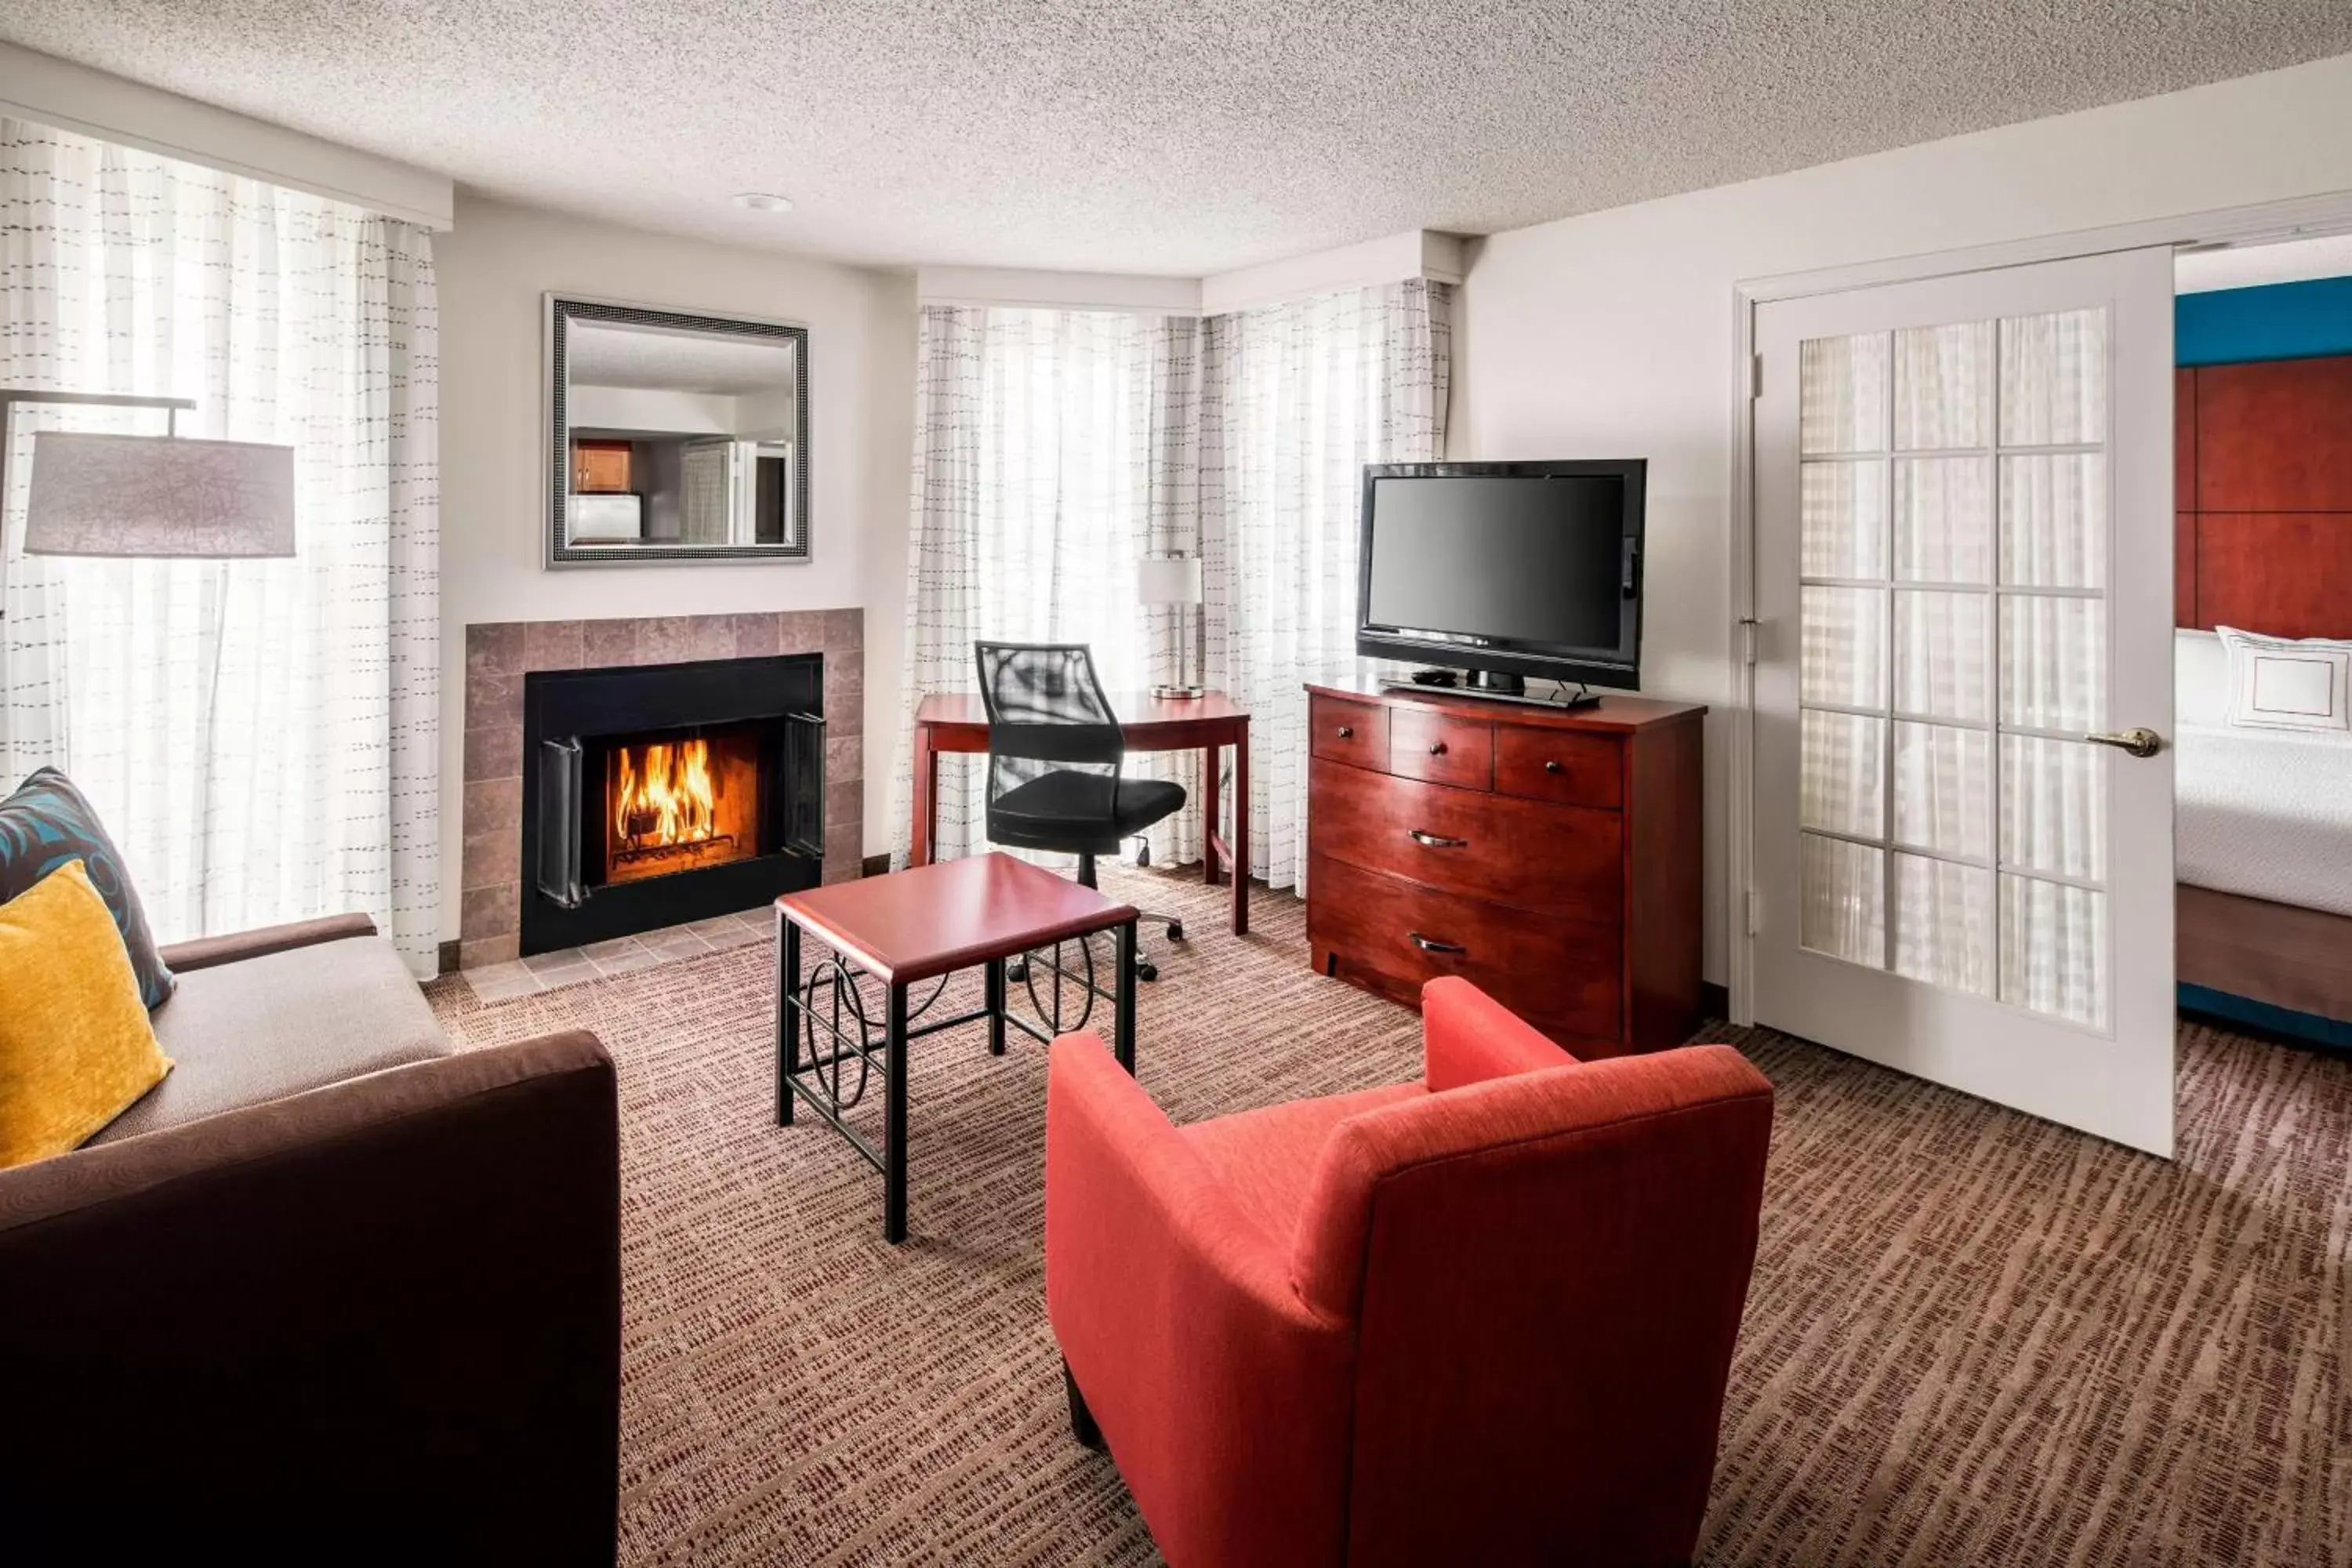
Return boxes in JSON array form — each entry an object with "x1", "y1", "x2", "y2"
[{"x1": 460, "y1": 609, "x2": 864, "y2": 971}]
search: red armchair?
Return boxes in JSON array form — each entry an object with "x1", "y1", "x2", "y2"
[{"x1": 1045, "y1": 977, "x2": 1773, "y2": 1568}]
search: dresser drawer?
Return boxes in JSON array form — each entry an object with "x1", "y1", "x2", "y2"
[
  {"x1": 1389, "y1": 708, "x2": 1493, "y2": 790},
  {"x1": 1309, "y1": 760, "x2": 1623, "y2": 922},
  {"x1": 1310, "y1": 694, "x2": 1389, "y2": 771},
  {"x1": 1308, "y1": 855, "x2": 1621, "y2": 1043},
  {"x1": 1494, "y1": 726, "x2": 1622, "y2": 809}
]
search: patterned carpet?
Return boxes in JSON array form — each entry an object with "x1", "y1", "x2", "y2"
[{"x1": 426, "y1": 867, "x2": 2352, "y2": 1566}]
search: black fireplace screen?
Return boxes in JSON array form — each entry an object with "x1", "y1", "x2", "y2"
[{"x1": 522, "y1": 654, "x2": 824, "y2": 955}]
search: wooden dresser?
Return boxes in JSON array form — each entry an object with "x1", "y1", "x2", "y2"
[{"x1": 1304, "y1": 682, "x2": 1707, "y2": 1058}]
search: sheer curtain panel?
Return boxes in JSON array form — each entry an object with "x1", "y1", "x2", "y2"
[
  {"x1": 891, "y1": 281, "x2": 1450, "y2": 894},
  {"x1": 0, "y1": 120, "x2": 441, "y2": 974},
  {"x1": 891, "y1": 305, "x2": 1203, "y2": 869},
  {"x1": 1200, "y1": 279, "x2": 1451, "y2": 891}
]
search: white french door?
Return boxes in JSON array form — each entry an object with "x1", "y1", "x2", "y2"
[{"x1": 1751, "y1": 249, "x2": 2176, "y2": 1156}]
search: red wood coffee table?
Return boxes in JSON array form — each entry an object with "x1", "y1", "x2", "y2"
[{"x1": 774, "y1": 853, "x2": 1140, "y2": 1243}]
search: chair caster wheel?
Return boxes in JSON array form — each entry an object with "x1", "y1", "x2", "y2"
[
  {"x1": 1007, "y1": 957, "x2": 1029, "y2": 983},
  {"x1": 1165, "y1": 921, "x2": 1185, "y2": 942},
  {"x1": 1137, "y1": 960, "x2": 1160, "y2": 982}
]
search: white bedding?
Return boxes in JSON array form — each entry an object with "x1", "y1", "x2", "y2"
[{"x1": 2175, "y1": 722, "x2": 2352, "y2": 918}]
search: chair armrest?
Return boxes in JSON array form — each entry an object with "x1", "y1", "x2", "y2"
[
  {"x1": 1045, "y1": 1033, "x2": 1356, "y2": 1568},
  {"x1": 157, "y1": 911, "x2": 380, "y2": 972},
  {"x1": 0, "y1": 1031, "x2": 619, "y2": 1559},
  {"x1": 1422, "y1": 975, "x2": 1577, "y2": 1093}
]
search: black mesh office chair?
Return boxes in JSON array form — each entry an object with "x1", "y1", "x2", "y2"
[{"x1": 975, "y1": 642, "x2": 1187, "y2": 981}]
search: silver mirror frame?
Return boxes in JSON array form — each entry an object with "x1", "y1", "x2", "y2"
[{"x1": 544, "y1": 294, "x2": 811, "y2": 568}]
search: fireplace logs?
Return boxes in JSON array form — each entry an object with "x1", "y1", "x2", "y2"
[{"x1": 604, "y1": 731, "x2": 760, "y2": 886}]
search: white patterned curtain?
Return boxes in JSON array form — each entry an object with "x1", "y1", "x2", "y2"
[
  {"x1": 1200, "y1": 279, "x2": 1451, "y2": 891},
  {"x1": 0, "y1": 119, "x2": 441, "y2": 974},
  {"x1": 891, "y1": 305, "x2": 1202, "y2": 869}
]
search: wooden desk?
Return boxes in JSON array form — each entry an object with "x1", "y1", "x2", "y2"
[{"x1": 911, "y1": 691, "x2": 1251, "y2": 935}]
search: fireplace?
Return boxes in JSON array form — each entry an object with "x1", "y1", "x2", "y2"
[
  {"x1": 604, "y1": 728, "x2": 766, "y2": 884},
  {"x1": 521, "y1": 654, "x2": 824, "y2": 954}
]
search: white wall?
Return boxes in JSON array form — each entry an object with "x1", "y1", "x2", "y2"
[
  {"x1": 916, "y1": 264, "x2": 1202, "y2": 314},
  {"x1": 735, "y1": 387, "x2": 799, "y2": 439},
  {"x1": 1454, "y1": 50, "x2": 2352, "y2": 986},
  {"x1": 915, "y1": 231, "x2": 1462, "y2": 316},
  {"x1": 434, "y1": 194, "x2": 917, "y2": 944},
  {"x1": 1200, "y1": 229, "x2": 1463, "y2": 314},
  {"x1": 568, "y1": 384, "x2": 740, "y2": 434},
  {"x1": 0, "y1": 41, "x2": 452, "y2": 228}
]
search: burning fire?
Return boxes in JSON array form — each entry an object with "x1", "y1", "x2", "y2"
[{"x1": 614, "y1": 739, "x2": 719, "y2": 855}]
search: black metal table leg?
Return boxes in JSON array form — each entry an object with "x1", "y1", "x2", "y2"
[
  {"x1": 776, "y1": 909, "x2": 800, "y2": 1126},
  {"x1": 884, "y1": 982, "x2": 910, "y2": 1243},
  {"x1": 985, "y1": 956, "x2": 1007, "y2": 1056},
  {"x1": 1114, "y1": 918, "x2": 1138, "y2": 1074}
]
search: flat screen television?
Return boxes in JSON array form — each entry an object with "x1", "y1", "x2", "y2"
[{"x1": 1356, "y1": 459, "x2": 1646, "y2": 697}]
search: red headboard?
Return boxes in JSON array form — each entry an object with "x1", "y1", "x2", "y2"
[{"x1": 2176, "y1": 354, "x2": 2352, "y2": 640}]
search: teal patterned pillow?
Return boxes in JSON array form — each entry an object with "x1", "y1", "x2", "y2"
[{"x1": 0, "y1": 768, "x2": 175, "y2": 1007}]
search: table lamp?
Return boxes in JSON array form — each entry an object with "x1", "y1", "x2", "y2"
[{"x1": 1138, "y1": 553, "x2": 1204, "y2": 699}]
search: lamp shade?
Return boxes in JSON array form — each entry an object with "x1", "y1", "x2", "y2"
[
  {"x1": 1137, "y1": 554, "x2": 1203, "y2": 606},
  {"x1": 24, "y1": 430, "x2": 296, "y2": 558}
]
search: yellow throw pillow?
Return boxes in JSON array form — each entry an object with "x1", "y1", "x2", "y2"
[{"x1": 0, "y1": 858, "x2": 172, "y2": 1168}]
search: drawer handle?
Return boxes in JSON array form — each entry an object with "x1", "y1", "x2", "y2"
[
  {"x1": 1428, "y1": 741, "x2": 1448, "y2": 756},
  {"x1": 1408, "y1": 931, "x2": 1466, "y2": 956},
  {"x1": 1337, "y1": 725, "x2": 1354, "y2": 739},
  {"x1": 1544, "y1": 760, "x2": 1564, "y2": 775},
  {"x1": 1407, "y1": 829, "x2": 1469, "y2": 849}
]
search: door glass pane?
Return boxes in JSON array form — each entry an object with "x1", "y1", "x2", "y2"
[
  {"x1": 1999, "y1": 309, "x2": 2107, "y2": 446},
  {"x1": 2000, "y1": 596, "x2": 2106, "y2": 731},
  {"x1": 1893, "y1": 722, "x2": 1990, "y2": 859},
  {"x1": 1802, "y1": 586, "x2": 1886, "y2": 710},
  {"x1": 1894, "y1": 456, "x2": 1992, "y2": 583},
  {"x1": 1802, "y1": 710, "x2": 1884, "y2": 838},
  {"x1": 1999, "y1": 875, "x2": 2109, "y2": 1029},
  {"x1": 2001, "y1": 735, "x2": 2107, "y2": 881},
  {"x1": 1787, "y1": 298, "x2": 2118, "y2": 1033},
  {"x1": 1802, "y1": 333, "x2": 1889, "y2": 455},
  {"x1": 2000, "y1": 454, "x2": 2107, "y2": 588},
  {"x1": 1894, "y1": 590, "x2": 1989, "y2": 721},
  {"x1": 1802, "y1": 833, "x2": 1885, "y2": 967},
  {"x1": 1802, "y1": 459, "x2": 1887, "y2": 578},
  {"x1": 1894, "y1": 854, "x2": 1994, "y2": 994},
  {"x1": 1894, "y1": 321, "x2": 1993, "y2": 451}
]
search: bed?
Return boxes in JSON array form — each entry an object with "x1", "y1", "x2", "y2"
[{"x1": 2174, "y1": 629, "x2": 2352, "y2": 1044}]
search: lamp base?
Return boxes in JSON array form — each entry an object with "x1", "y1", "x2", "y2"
[{"x1": 1150, "y1": 684, "x2": 1206, "y2": 700}]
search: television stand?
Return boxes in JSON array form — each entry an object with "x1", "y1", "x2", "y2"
[
  {"x1": 1383, "y1": 677, "x2": 1602, "y2": 713},
  {"x1": 1305, "y1": 681, "x2": 1706, "y2": 1056}
]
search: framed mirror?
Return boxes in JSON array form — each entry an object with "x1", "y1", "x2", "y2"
[{"x1": 545, "y1": 295, "x2": 809, "y2": 566}]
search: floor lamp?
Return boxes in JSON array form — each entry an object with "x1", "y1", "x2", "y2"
[
  {"x1": 2, "y1": 386, "x2": 297, "y2": 836},
  {"x1": 1, "y1": 387, "x2": 296, "y2": 615}
]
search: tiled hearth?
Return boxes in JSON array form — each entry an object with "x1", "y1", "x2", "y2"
[
  {"x1": 463, "y1": 908, "x2": 771, "y2": 1003},
  {"x1": 459, "y1": 608, "x2": 864, "y2": 973}
]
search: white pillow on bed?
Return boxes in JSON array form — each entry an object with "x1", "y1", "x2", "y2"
[
  {"x1": 2176, "y1": 629, "x2": 2230, "y2": 728},
  {"x1": 2216, "y1": 626, "x2": 2352, "y2": 739}
]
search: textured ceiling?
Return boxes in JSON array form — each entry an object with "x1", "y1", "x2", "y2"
[
  {"x1": 2177, "y1": 232, "x2": 2352, "y2": 294},
  {"x1": 568, "y1": 322, "x2": 797, "y2": 394},
  {"x1": 5, "y1": 3, "x2": 2351, "y2": 274}
]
